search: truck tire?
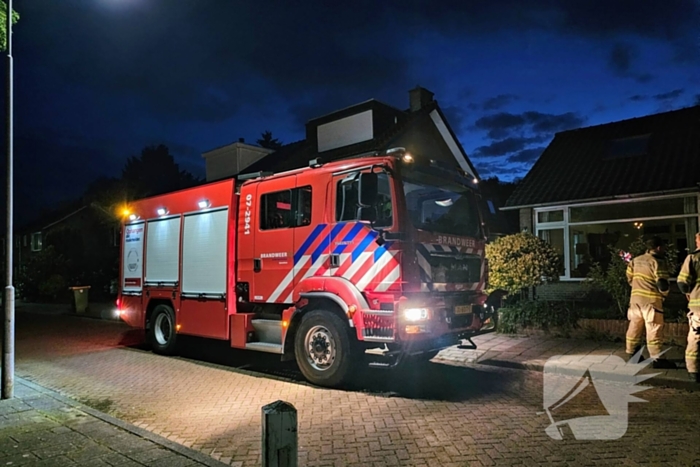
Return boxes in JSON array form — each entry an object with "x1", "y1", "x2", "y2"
[
  {"x1": 294, "y1": 310, "x2": 353, "y2": 387},
  {"x1": 148, "y1": 304, "x2": 178, "y2": 356}
]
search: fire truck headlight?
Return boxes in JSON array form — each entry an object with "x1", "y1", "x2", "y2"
[{"x1": 403, "y1": 308, "x2": 429, "y2": 322}]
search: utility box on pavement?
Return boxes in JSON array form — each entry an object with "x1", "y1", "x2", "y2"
[{"x1": 69, "y1": 286, "x2": 91, "y2": 314}]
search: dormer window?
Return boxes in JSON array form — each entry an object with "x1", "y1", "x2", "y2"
[{"x1": 605, "y1": 134, "x2": 650, "y2": 160}]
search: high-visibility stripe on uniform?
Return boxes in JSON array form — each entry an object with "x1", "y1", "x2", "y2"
[
  {"x1": 632, "y1": 272, "x2": 656, "y2": 282},
  {"x1": 631, "y1": 289, "x2": 663, "y2": 299}
]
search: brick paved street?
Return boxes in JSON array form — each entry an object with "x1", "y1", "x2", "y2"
[{"x1": 8, "y1": 311, "x2": 700, "y2": 466}]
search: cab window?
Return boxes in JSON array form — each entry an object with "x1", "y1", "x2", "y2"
[
  {"x1": 336, "y1": 172, "x2": 393, "y2": 227},
  {"x1": 260, "y1": 186, "x2": 312, "y2": 230}
]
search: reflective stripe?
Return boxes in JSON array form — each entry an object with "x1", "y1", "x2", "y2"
[
  {"x1": 626, "y1": 337, "x2": 643, "y2": 343},
  {"x1": 686, "y1": 351, "x2": 699, "y2": 358},
  {"x1": 631, "y1": 289, "x2": 663, "y2": 298},
  {"x1": 632, "y1": 272, "x2": 656, "y2": 281}
]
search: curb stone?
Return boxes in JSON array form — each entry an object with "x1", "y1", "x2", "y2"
[{"x1": 474, "y1": 358, "x2": 698, "y2": 391}]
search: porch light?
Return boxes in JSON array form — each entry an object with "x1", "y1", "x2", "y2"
[
  {"x1": 473, "y1": 177, "x2": 479, "y2": 184},
  {"x1": 157, "y1": 207, "x2": 168, "y2": 216},
  {"x1": 198, "y1": 199, "x2": 210, "y2": 209},
  {"x1": 128, "y1": 214, "x2": 139, "y2": 221}
]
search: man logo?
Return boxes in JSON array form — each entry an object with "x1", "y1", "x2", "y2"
[{"x1": 542, "y1": 348, "x2": 662, "y2": 440}]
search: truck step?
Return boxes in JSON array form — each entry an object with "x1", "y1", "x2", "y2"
[
  {"x1": 251, "y1": 319, "x2": 283, "y2": 345},
  {"x1": 245, "y1": 342, "x2": 284, "y2": 354}
]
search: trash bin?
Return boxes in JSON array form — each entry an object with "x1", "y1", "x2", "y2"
[{"x1": 69, "y1": 286, "x2": 91, "y2": 314}]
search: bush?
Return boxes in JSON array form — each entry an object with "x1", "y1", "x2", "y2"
[
  {"x1": 16, "y1": 246, "x2": 71, "y2": 302},
  {"x1": 485, "y1": 233, "x2": 561, "y2": 296},
  {"x1": 498, "y1": 300, "x2": 579, "y2": 334}
]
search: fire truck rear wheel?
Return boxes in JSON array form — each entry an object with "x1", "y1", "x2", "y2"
[
  {"x1": 295, "y1": 310, "x2": 353, "y2": 387},
  {"x1": 148, "y1": 304, "x2": 178, "y2": 356}
]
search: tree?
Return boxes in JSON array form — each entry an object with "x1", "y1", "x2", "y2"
[
  {"x1": 257, "y1": 130, "x2": 282, "y2": 150},
  {"x1": 485, "y1": 232, "x2": 561, "y2": 295},
  {"x1": 121, "y1": 144, "x2": 200, "y2": 198},
  {"x1": 0, "y1": 1, "x2": 19, "y2": 52},
  {"x1": 83, "y1": 176, "x2": 131, "y2": 224}
]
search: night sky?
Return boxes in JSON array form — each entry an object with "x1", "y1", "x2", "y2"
[{"x1": 2, "y1": 0, "x2": 699, "y2": 225}]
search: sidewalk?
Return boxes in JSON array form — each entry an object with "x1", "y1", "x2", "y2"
[
  {"x1": 435, "y1": 332, "x2": 697, "y2": 390},
  {"x1": 16, "y1": 301, "x2": 120, "y2": 321},
  {"x1": 0, "y1": 376, "x2": 229, "y2": 467}
]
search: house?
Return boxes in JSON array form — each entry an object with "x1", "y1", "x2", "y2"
[
  {"x1": 203, "y1": 86, "x2": 512, "y2": 238},
  {"x1": 201, "y1": 139, "x2": 274, "y2": 182},
  {"x1": 8, "y1": 202, "x2": 120, "y2": 301},
  {"x1": 503, "y1": 105, "x2": 700, "y2": 299}
]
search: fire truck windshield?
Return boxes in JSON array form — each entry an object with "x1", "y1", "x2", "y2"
[{"x1": 402, "y1": 173, "x2": 481, "y2": 238}]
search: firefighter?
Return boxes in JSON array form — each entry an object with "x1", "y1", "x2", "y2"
[
  {"x1": 677, "y1": 232, "x2": 700, "y2": 383},
  {"x1": 625, "y1": 236, "x2": 676, "y2": 369}
]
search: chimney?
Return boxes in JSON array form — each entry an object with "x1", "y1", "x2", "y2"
[
  {"x1": 238, "y1": 137, "x2": 245, "y2": 143},
  {"x1": 409, "y1": 86, "x2": 434, "y2": 112}
]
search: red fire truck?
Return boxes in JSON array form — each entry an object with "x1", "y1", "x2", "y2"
[{"x1": 117, "y1": 148, "x2": 497, "y2": 387}]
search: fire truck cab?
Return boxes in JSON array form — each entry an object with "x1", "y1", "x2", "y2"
[{"x1": 118, "y1": 149, "x2": 497, "y2": 387}]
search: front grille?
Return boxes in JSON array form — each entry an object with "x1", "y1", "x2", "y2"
[
  {"x1": 362, "y1": 313, "x2": 395, "y2": 339},
  {"x1": 429, "y1": 256, "x2": 481, "y2": 283}
]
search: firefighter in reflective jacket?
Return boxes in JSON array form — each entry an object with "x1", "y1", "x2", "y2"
[
  {"x1": 677, "y1": 232, "x2": 700, "y2": 383},
  {"x1": 625, "y1": 236, "x2": 675, "y2": 368}
]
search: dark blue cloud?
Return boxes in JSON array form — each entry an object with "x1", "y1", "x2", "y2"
[{"x1": 474, "y1": 111, "x2": 586, "y2": 140}]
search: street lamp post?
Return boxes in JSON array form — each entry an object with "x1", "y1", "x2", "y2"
[{"x1": 2, "y1": 0, "x2": 14, "y2": 400}]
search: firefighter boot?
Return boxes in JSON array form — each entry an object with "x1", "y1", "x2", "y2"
[{"x1": 689, "y1": 373, "x2": 700, "y2": 383}]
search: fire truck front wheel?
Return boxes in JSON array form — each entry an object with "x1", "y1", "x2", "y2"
[
  {"x1": 148, "y1": 304, "x2": 178, "y2": 356},
  {"x1": 295, "y1": 310, "x2": 353, "y2": 387}
]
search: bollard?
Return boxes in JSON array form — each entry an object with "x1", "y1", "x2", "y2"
[{"x1": 262, "y1": 400, "x2": 297, "y2": 467}]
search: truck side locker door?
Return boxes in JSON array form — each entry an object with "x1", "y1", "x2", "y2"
[
  {"x1": 236, "y1": 182, "x2": 257, "y2": 302},
  {"x1": 253, "y1": 176, "x2": 296, "y2": 303}
]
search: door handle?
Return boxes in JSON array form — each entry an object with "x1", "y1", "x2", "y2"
[
  {"x1": 254, "y1": 258, "x2": 261, "y2": 273},
  {"x1": 330, "y1": 254, "x2": 340, "y2": 268}
]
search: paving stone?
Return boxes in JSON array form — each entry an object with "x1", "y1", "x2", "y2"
[{"x1": 10, "y1": 308, "x2": 700, "y2": 467}]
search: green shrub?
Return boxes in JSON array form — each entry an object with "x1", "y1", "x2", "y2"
[
  {"x1": 497, "y1": 300, "x2": 579, "y2": 334},
  {"x1": 16, "y1": 246, "x2": 71, "y2": 302},
  {"x1": 485, "y1": 233, "x2": 561, "y2": 295}
]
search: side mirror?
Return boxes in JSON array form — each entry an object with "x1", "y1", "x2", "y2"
[{"x1": 358, "y1": 172, "x2": 378, "y2": 207}]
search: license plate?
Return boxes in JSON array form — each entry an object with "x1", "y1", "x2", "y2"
[{"x1": 454, "y1": 305, "x2": 472, "y2": 315}]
